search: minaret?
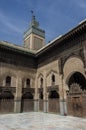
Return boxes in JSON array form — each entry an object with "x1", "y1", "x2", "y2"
[{"x1": 23, "y1": 13, "x2": 45, "y2": 51}]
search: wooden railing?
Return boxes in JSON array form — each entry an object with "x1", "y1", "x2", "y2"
[
  {"x1": 47, "y1": 85, "x2": 59, "y2": 92},
  {"x1": 22, "y1": 88, "x2": 35, "y2": 94},
  {"x1": 0, "y1": 86, "x2": 16, "y2": 93}
]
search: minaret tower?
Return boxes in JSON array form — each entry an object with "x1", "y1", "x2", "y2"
[{"x1": 23, "y1": 12, "x2": 45, "y2": 51}]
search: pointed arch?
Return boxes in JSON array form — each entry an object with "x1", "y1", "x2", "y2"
[
  {"x1": 63, "y1": 56, "x2": 84, "y2": 82},
  {"x1": 0, "y1": 71, "x2": 17, "y2": 87},
  {"x1": 37, "y1": 73, "x2": 43, "y2": 79},
  {"x1": 63, "y1": 54, "x2": 84, "y2": 69},
  {"x1": 6, "y1": 76, "x2": 11, "y2": 87},
  {"x1": 46, "y1": 70, "x2": 58, "y2": 78},
  {"x1": 22, "y1": 75, "x2": 34, "y2": 88},
  {"x1": 49, "y1": 91, "x2": 59, "y2": 99},
  {"x1": 37, "y1": 73, "x2": 44, "y2": 88},
  {"x1": 22, "y1": 92, "x2": 33, "y2": 99},
  {"x1": 67, "y1": 72, "x2": 86, "y2": 90}
]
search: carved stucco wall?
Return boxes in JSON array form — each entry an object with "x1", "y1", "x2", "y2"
[
  {"x1": 36, "y1": 60, "x2": 63, "y2": 99},
  {"x1": 63, "y1": 56, "x2": 85, "y2": 91},
  {"x1": 0, "y1": 63, "x2": 36, "y2": 97}
]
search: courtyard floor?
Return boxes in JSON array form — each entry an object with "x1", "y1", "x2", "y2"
[{"x1": 0, "y1": 112, "x2": 86, "y2": 130}]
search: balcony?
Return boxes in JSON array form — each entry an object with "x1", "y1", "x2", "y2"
[
  {"x1": 47, "y1": 85, "x2": 59, "y2": 92},
  {"x1": 0, "y1": 86, "x2": 16, "y2": 93},
  {"x1": 22, "y1": 88, "x2": 35, "y2": 94}
]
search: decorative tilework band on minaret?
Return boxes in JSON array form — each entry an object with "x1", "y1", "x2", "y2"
[{"x1": 23, "y1": 14, "x2": 45, "y2": 51}]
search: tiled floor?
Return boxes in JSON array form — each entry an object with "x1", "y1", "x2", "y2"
[{"x1": 0, "y1": 112, "x2": 86, "y2": 130}]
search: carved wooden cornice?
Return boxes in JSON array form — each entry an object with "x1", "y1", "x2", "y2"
[
  {"x1": 0, "y1": 86, "x2": 16, "y2": 93},
  {"x1": 22, "y1": 88, "x2": 35, "y2": 94},
  {"x1": 47, "y1": 85, "x2": 59, "y2": 92}
]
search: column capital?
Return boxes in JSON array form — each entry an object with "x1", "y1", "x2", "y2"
[
  {"x1": 14, "y1": 96, "x2": 21, "y2": 101},
  {"x1": 44, "y1": 92, "x2": 49, "y2": 100}
]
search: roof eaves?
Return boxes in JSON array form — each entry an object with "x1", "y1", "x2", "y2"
[
  {"x1": 36, "y1": 19, "x2": 86, "y2": 56},
  {"x1": 0, "y1": 41, "x2": 36, "y2": 56}
]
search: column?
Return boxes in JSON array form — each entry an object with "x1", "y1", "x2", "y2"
[
  {"x1": 83, "y1": 45, "x2": 86, "y2": 75},
  {"x1": 44, "y1": 92, "x2": 49, "y2": 113},
  {"x1": 63, "y1": 99, "x2": 67, "y2": 115},
  {"x1": 34, "y1": 74, "x2": 39, "y2": 112},
  {"x1": 14, "y1": 77, "x2": 22, "y2": 113},
  {"x1": 62, "y1": 78, "x2": 67, "y2": 115},
  {"x1": 59, "y1": 75, "x2": 67, "y2": 115},
  {"x1": 43, "y1": 72, "x2": 48, "y2": 113}
]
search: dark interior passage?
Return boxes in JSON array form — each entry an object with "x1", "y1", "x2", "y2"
[
  {"x1": 68, "y1": 72, "x2": 86, "y2": 90},
  {"x1": 49, "y1": 91, "x2": 59, "y2": 99}
]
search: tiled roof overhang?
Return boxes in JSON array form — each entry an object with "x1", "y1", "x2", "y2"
[{"x1": 36, "y1": 20, "x2": 86, "y2": 57}]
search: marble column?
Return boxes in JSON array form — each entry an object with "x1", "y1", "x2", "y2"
[
  {"x1": 44, "y1": 93, "x2": 49, "y2": 113},
  {"x1": 63, "y1": 99, "x2": 67, "y2": 115},
  {"x1": 14, "y1": 77, "x2": 22, "y2": 113},
  {"x1": 83, "y1": 45, "x2": 86, "y2": 75},
  {"x1": 34, "y1": 74, "x2": 39, "y2": 112},
  {"x1": 14, "y1": 97, "x2": 21, "y2": 113},
  {"x1": 60, "y1": 99, "x2": 64, "y2": 115},
  {"x1": 34, "y1": 99, "x2": 39, "y2": 112},
  {"x1": 59, "y1": 75, "x2": 67, "y2": 115},
  {"x1": 43, "y1": 72, "x2": 48, "y2": 113}
]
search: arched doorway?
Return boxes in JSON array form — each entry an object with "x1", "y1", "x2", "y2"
[
  {"x1": 48, "y1": 90, "x2": 60, "y2": 114},
  {"x1": 21, "y1": 92, "x2": 34, "y2": 112},
  {"x1": 0, "y1": 91, "x2": 14, "y2": 113},
  {"x1": 68, "y1": 72, "x2": 86, "y2": 90},
  {"x1": 67, "y1": 72, "x2": 86, "y2": 117}
]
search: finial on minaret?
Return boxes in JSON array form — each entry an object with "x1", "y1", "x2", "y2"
[
  {"x1": 29, "y1": 10, "x2": 39, "y2": 28},
  {"x1": 31, "y1": 10, "x2": 35, "y2": 21},
  {"x1": 31, "y1": 10, "x2": 34, "y2": 16}
]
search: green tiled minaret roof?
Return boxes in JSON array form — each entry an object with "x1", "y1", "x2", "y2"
[
  {"x1": 29, "y1": 15, "x2": 39, "y2": 28},
  {"x1": 24, "y1": 15, "x2": 45, "y2": 38}
]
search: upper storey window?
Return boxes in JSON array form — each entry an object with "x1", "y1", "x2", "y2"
[
  {"x1": 6, "y1": 76, "x2": 11, "y2": 87},
  {"x1": 51, "y1": 74, "x2": 55, "y2": 86},
  {"x1": 26, "y1": 78, "x2": 30, "y2": 87},
  {"x1": 40, "y1": 78, "x2": 43, "y2": 88}
]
